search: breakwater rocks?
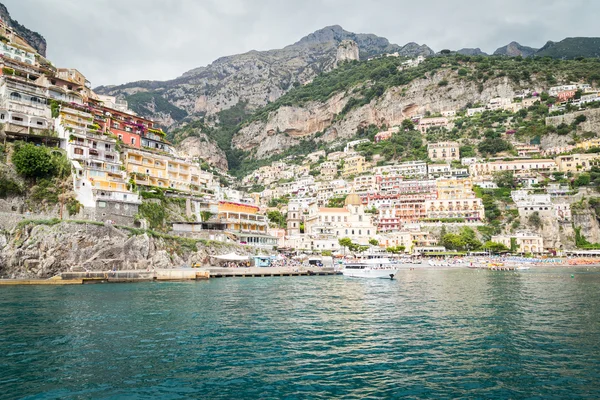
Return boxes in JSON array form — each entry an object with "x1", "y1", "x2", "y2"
[{"x1": 0, "y1": 221, "x2": 260, "y2": 279}]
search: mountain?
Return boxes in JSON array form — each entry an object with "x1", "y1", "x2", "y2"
[
  {"x1": 493, "y1": 41, "x2": 538, "y2": 57},
  {"x1": 0, "y1": 2, "x2": 46, "y2": 56},
  {"x1": 456, "y1": 48, "x2": 488, "y2": 56},
  {"x1": 535, "y1": 37, "x2": 600, "y2": 59},
  {"x1": 95, "y1": 25, "x2": 433, "y2": 125}
]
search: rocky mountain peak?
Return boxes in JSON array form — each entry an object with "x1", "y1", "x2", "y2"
[{"x1": 493, "y1": 41, "x2": 538, "y2": 57}]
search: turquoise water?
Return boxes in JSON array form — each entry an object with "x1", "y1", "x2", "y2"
[{"x1": 1, "y1": 268, "x2": 600, "y2": 399}]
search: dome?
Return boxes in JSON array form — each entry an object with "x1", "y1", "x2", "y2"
[{"x1": 344, "y1": 193, "x2": 362, "y2": 206}]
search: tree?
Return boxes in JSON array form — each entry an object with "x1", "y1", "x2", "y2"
[
  {"x1": 459, "y1": 145, "x2": 476, "y2": 158},
  {"x1": 493, "y1": 171, "x2": 517, "y2": 189},
  {"x1": 267, "y1": 210, "x2": 287, "y2": 228},
  {"x1": 481, "y1": 241, "x2": 509, "y2": 254},
  {"x1": 12, "y1": 143, "x2": 57, "y2": 180},
  {"x1": 386, "y1": 246, "x2": 405, "y2": 254},
  {"x1": 478, "y1": 137, "x2": 511, "y2": 156},
  {"x1": 528, "y1": 211, "x2": 543, "y2": 229},
  {"x1": 574, "y1": 173, "x2": 591, "y2": 187},
  {"x1": 338, "y1": 237, "x2": 353, "y2": 254},
  {"x1": 369, "y1": 239, "x2": 379, "y2": 246},
  {"x1": 200, "y1": 211, "x2": 213, "y2": 222},
  {"x1": 401, "y1": 119, "x2": 415, "y2": 131}
]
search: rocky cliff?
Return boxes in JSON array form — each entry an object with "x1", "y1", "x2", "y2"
[
  {"x1": 0, "y1": 3, "x2": 47, "y2": 56},
  {"x1": 0, "y1": 221, "x2": 260, "y2": 279},
  {"x1": 95, "y1": 25, "x2": 432, "y2": 122},
  {"x1": 176, "y1": 135, "x2": 229, "y2": 171},
  {"x1": 233, "y1": 70, "x2": 543, "y2": 158},
  {"x1": 335, "y1": 40, "x2": 360, "y2": 66}
]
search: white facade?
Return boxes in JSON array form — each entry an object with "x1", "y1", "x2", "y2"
[{"x1": 0, "y1": 42, "x2": 35, "y2": 65}]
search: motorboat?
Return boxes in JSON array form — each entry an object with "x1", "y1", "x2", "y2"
[{"x1": 342, "y1": 257, "x2": 398, "y2": 280}]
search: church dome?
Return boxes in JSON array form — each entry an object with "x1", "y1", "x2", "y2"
[{"x1": 344, "y1": 193, "x2": 362, "y2": 206}]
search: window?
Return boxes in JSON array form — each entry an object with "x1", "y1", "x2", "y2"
[
  {"x1": 131, "y1": 137, "x2": 136, "y2": 145},
  {"x1": 118, "y1": 134, "x2": 123, "y2": 141},
  {"x1": 98, "y1": 201, "x2": 106, "y2": 208},
  {"x1": 74, "y1": 148, "x2": 84, "y2": 155}
]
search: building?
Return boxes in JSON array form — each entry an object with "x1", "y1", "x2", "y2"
[
  {"x1": 555, "y1": 153, "x2": 600, "y2": 173},
  {"x1": 418, "y1": 117, "x2": 450, "y2": 133},
  {"x1": 343, "y1": 155, "x2": 366, "y2": 177},
  {"x1": 469, "y1": 159, "x2": 558, "y2": 177},
  {"x1": 378, "y1": 176, "x2": 437, "y2": 195},
  {"x1": 344, "y1": 139, "x2": 370, "y2": 153},
  {"x1": 492, "y1": 232, "x2": 545, "y2": 254},
  {"x1": 304, "y1": 193, "x2": 377, "y2": 246},
  {"x1": 319, "y1": 161, "x2": 338, "y2": 180},
  {"x1": 0, "y1": 75, "x2": 52, "y2": 139},
  {"x1": 467, "y1": 107, "x2": 486, "y2": 117},
  {"x1": 0, "y1": 41, "x2": 36, "y2": 65},
  {"x1": 511, "y1": 190, "x2": 572, "y2": 222},
  {"x1": 425, "y1": 178, "x2": 485, "y2": 221},
  {"x1": 549, "y1": 85, "x2": 577, "y2": 96},
  {"x1": 513, "y1": 143, "x2": 541, "y2": 157},
  {"x1": 428, "y1": 141, "x2": 459, "y2": 162},
  {"x1": 374, "y1": 130, "x2": 393, "y2": 142},
  {"x1": 373, "y1": 161, "x2": 428, "y2": 178}
]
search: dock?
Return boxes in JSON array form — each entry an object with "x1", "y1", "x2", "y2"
[
  {"x1": 204, "y1": 266, "x2": 340, "y2": 278},
  {"x1": 0, "y1": 267, "x2": 340, "y2": 285}
]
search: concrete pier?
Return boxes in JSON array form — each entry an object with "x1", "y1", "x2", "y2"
[
  {"x1": 202, "y1": 266, "x2": 340, "y2": 278},
  {"x1": 0, "y1": 267, "x2": 339, "y2": 285}
]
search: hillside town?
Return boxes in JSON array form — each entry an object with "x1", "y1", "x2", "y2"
[{"x1": 3, "y1": 14, "x2": 600, "y2": 259}]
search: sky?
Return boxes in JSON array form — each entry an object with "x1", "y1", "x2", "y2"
[{"x1": 4, "y1": 0, "x2": 599, "y2": 87}]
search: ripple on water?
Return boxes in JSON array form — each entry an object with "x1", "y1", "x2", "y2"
[{"x1": 1, "y1": 269, "x2": 600, "y2": 399}]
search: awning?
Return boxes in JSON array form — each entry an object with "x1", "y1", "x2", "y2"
[
  {"x1": 210, "y1": 253, "x2": 249, "y2": 261},
  {"x1": 71, "y1": 160, "x2": 83, "y2": 170}
]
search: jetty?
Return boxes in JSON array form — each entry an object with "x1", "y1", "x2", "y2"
[
  {"x1": 204, "y1": 266, "x2": 339, "y2": 278},
  {"x1": 0, "y1": 267, "x2": 340, "y2": 285}
]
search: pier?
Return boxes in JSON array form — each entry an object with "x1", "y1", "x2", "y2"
[
  {"x1": 205, "y1": 266, "x2": 340, "y2": 278},
  {"x1": 0, "y1": 267, "x2": 340, "y2": 285}
]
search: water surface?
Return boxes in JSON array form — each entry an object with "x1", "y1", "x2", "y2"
[{"x1": 1, "y1": 268, "x2": 600, "y2": 399}]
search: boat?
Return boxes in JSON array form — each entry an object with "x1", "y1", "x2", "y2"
[
  {"x1": 515, "y1": 265, "x2": 531, "y2": 270},
  {"x1": 342, "y1": 257, "x2": 398, "y2": 280}
]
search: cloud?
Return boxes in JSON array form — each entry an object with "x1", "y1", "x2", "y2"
[{"x1": 4, "y1": 0, "x2": 599, "y2": 86}]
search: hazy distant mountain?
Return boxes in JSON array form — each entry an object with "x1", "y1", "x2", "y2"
[
  {"x1": 493, "y1": 41, "x2": 538, "y2": 57},
  {"x1": 0, "y1": 2, "x2": 46, "y2": 56},
  {"x1": 456, "y1": 48, "x2": 488, "y2": 56},
  {"x1": 535, "y1": 37, "x2": 600, "y2": 59}
]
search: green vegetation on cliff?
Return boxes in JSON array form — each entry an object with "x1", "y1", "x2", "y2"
[{"x1": 126, "y1": 91, "x2": 188, "y2": 121}]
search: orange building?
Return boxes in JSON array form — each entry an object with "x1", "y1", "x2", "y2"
[{"x1": 217, "y1": 201, "x2": 268, "y2": 234}]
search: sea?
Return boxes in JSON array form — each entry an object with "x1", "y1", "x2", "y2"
[{"x1": 1, "y1": 267, "x2": 599, "y2": 399}]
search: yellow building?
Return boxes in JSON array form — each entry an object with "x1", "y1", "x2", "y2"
[
  {"x1": 343, "y1": 155, "x2": 366, "y2": 177},
  {"x1": 436, "y1": 178, "x2": 475, "y2": 199},
  {"x1": 217, "y1": 201, "x2": 268, "y2": 234},
  {"x1": 555, "y1": 153, "x2": 600, "y2": 173},
  {"x1": 576, "y1": 139, "x2": 600, "y2": 151},
  {"x1": 492, "y1": 232, "x2": 544, "y2": 254},
  {"x1": 124, "y1": 148, "x2": 207, "y2": 193},
  {"x1": 425, "y1": 178, "x2": 484, "y2": 221}
]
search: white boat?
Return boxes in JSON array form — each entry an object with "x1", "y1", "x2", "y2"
[{"x1": 342, "y1": 257, "x2": 398, "y2": 279}]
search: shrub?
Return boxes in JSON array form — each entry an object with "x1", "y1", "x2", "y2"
[{"x1": 12, "y1": 143, "x2": 56, "y2": 179}]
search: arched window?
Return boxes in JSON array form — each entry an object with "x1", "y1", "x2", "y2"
[{"x1": 10, "y1": 92, "x2": 21, "y2": 101}]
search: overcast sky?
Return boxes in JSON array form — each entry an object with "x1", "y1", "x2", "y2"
[{"x1": 4, "y1": 0, "x2": 599, "y2": 87}]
